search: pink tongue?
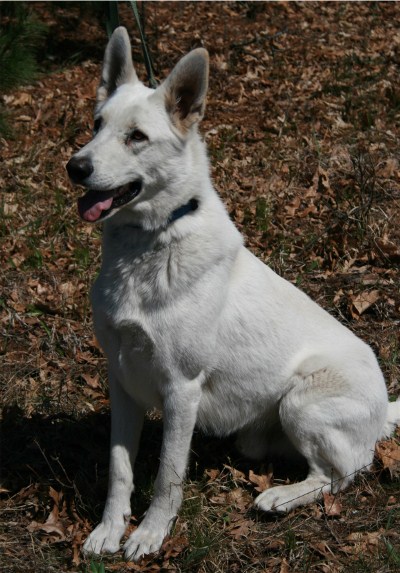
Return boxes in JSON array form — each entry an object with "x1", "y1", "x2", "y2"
[
  {"x1": 78, "y1": 191, "x2": 114, "y2": 222},
  {"x1": 83, "y1": 197, "x2": 113, "y2": 222}
]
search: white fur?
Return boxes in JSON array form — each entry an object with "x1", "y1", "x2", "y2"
[{"x1": 67, "y1": 28, "x2": 399, "y2": 561}]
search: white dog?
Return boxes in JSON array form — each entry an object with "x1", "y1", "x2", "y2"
[{"x1": 66, "y1": 27, "x2": 400, "y2": 561}]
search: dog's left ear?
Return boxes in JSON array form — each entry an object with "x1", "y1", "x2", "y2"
[
  {"x1": 97, "y1": 27, "x2": 138, "y2": 105},
  {"x1": 159, "y1": 48, "x2": 209, "y2": 132}
]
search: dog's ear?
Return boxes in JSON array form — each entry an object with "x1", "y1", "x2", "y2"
[
  {"x1": 97, "y1": 27, "x2": 138, "y2": 104},
  {"x1": 160, "y1": 48, "x2": 209, "y2": 132}
]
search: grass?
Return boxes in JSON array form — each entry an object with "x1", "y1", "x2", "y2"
[{"x1": 88, "y1": 561, "x2": 106, "y2": 573}]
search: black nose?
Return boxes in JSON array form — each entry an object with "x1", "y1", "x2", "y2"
[{"x1": 66, "y1": 155, "x2": 94, "y2": 184}]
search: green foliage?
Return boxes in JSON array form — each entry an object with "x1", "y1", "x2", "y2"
[
  {"x1": 0, "y1": 2, "x2": 47, "y2": 135},
  {"x1": 0, "y1": 3, "x2": 47, "y2": 92},
  {"x1": 255, "y1": 196, "x2": 271, "y2": 233},
  {"x1": 0, "y1": 108, "x2": 11, "y2": 137},
  {"x1": 105, "y1": 1, "x2": 120, "y2": 38},
  {"x1": 88, "y1": 561, "x2": 106, "y2": 573}
]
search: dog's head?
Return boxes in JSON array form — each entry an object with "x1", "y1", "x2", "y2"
[{"x1": 66, "y1": 27, "x2": 209, "y2": 227}]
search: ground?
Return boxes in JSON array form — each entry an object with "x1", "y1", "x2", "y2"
[{"x1": 1, "y1": 2, "x2": 400, "y2": 572}]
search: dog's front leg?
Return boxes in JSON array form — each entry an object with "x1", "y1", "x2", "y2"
[
  {"x1": 123, "y1": 375, "x2": 203, "y2": 561},
  {"x1": 83, "y1": 374, "x2": 145, "y2": 556}
]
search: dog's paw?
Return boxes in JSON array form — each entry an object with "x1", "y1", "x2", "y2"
[
  {"x1": 82, "y1": 520, "x2": 126, "y2": 555},
  {"x1": 123, "y1": 524, "x2": 167, "y2": 562},
  {"x1": 254, "y1": 479, "x2": 328, "y2": 513},
  {"x1": 254, "y1": 486, "x2": 294, "y2": 513}
]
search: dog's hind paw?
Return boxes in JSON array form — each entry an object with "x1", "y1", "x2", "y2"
[
  {"x1": 82, "y1": 521, "x2": 125, "y2": 555},
  {"x1": 254, "y1": 485, "x2": 296, "y2": 513},
  {"x1": 254, "y1": 479, "x2": 330, "y2": 513},
  {"x1": 123, "y1": 524, "x2": 167, "y2": 561}
]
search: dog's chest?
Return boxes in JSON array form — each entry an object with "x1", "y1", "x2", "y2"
[
  {"x1": 91, "y1": 275, "x2": 163, "y2": 407},
  {"x1": 90, "y1": 249, "x2": 209, "y2": 408},
  {"x1": 114, "y1": 321, "x2": 162, "y2": 408},
  {"x1": 99, "y1": 322, "x2": 166, "y2": 413}
]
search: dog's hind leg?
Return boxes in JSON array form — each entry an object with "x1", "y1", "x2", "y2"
[
  {"x1": 83, "y1": 374, "x2": 145, "y2": 555},
  {"x1": 255, "y1": 360, "x2": 386, "y2": 513}
]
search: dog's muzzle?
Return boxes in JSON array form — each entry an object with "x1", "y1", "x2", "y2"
[
  {"x1": 66, "y1": 156, "x2": 142, "y2": 222},
  {"x1": 76, "y1": 181, "x2": 142, "y2": 222}
]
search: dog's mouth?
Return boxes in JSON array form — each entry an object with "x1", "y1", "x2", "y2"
[{"x1": 77, "y1": 180, "x2": 142, "y2": 222}]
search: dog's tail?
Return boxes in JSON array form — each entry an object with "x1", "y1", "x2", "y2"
[{"x1": 381, "y1": 398, "x2": 400, "y2": 439}]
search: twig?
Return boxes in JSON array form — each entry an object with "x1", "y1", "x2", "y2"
[{"x1": 130, "y1": 0, "x2": 157, "y2": 89}]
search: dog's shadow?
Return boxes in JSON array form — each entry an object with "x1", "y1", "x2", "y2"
[
  {"x1": 1, "y1": 406, "x2": 307, "y2": 524},
  {"x1": 2, "y1": 405, "x2": 159, "y2": 522}
]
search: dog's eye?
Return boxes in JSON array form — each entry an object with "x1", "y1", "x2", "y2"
[
  {"x1": 93, "y1": 117, "x2": 102, "y2": 134},
  {"x1": 127, "y1": 129, "x2": 147, "y2": 143}
]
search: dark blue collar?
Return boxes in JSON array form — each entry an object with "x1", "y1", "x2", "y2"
[
  {"x1": 124, "y1": 198, "x2": 198, "y2": 231},
  {"x1": 168, "y1": 198, "x2": 198, "y2": 224}
]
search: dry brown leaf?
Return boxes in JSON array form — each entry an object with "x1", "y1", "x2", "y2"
[
  {"x1": 75, "y1": 350, "x2": 99, "y2": 365},
  {"x1": 351, "y1": 290, "x2": 380, "y2": 315},
  {"x1": 285, "y1": 197, "x2": 301, "y2": 217},
  {"x1": 346, "y1": 531, "x2": 381, "y2": 554},
  {"x1": 248, "y1": 466, "x2": 273, "y2": 493},
  {"x1": 27, "y1": 517, "x2": 66, "y2": 541},
  {"x1": 12, "y1": 92, "x2": 33, "y2": 106},
  {"x1": 311, "y1": 541, "x2": 334, "y2": 558},
  {"x1": 298, "y1": 204, "x2": 318, "y2": 218},
  {"x1": 49, "y1": 486, "x2": 62, "y2": 505},
  {"x1": 112, "y1": 563, "x2": 150, "y2": 571},
  {"x1": 307, "y1": 166, "x2": 332, "y2": 197},
  {"x1": 323, "y1": 492, "x2": 342, "y2": 517},
  {"x1": 205, "y1": 468, "x2": 220, "y2": 481},
  {"x1": 227, "y1": 487, "x2": 251, "y2": 511},
  {"x1": 71, "y1": 543, "x2": 81, "y2": 567},
  {"x1": 58, "y1": 281, "x2": 77, "y2": 297},
  {"x1": 26, "y1": 486, "x2": 67, "y2": 541},
  {"x1": 81, "y1": 372, "x2": 100, "y2": 388},
  {"x1": 375, "y1": 439, "x2": 400, "y2": 477},
  {"x1": 279, "y1": 557, "x2": 291, "y2": 573},
  {"x1": 161, "y1": 534, "x2": 189, "y2": 559},
  {"x1": 224, "y1": 464, "x2": 247, "y2": 484},
  {"x1": 209, "y1": 492, "x2": 228, "y2": 505},
  {"x1": 377, "y1": 158, "x2": 398, "y2": 178},
  {"x1": 227, "y1": 518, "x2": 254, "y2": 540},
  {"x1": 386, "y1": 495, "x2": 397, "y2": 506},
  {"x1": 333, "y1": 288, "x2": 344, "y2": 305},
  {"x1": 375, "y1": 237, "x2": 400, "y2": 261}
]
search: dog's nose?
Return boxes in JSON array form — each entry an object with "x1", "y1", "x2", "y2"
[{"x1": 66, "y1": 155, "x2": 94, "y2": 183}]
